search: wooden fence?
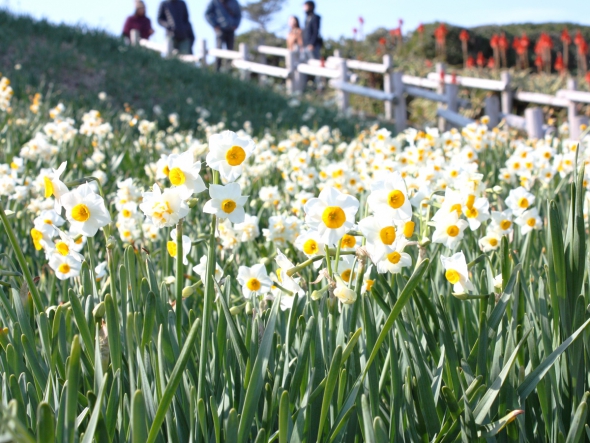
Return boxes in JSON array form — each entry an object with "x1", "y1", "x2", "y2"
[{"x1": 129, "y1": 30, "x2": 590, "y2": 139}]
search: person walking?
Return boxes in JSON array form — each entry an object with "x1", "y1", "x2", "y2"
[
  {"x1": 157, "y1": 0, "x2": 195, "y2": 55},
  {"x1": 286, "y1": 16, "x2": 303, "y2": 51},
  {"x1": 205, "y1": 0, "x2": 242, "y2": 71},
  {"x1": 303, "y1": 1, "x2": 321, "y2": 60},
  {"x1": 122, "y1": 1, "x2": 155, "y2": 41}
]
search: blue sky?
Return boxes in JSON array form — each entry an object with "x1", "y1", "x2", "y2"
[{"x1": 5, "y1": 0, "x2": 590, "y2": 50}]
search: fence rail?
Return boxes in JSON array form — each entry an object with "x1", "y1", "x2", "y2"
[{"x1": 129, "y1": 29, "x2": 590, "y2": 139}]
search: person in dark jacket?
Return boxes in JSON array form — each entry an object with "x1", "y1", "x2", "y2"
[
  {"x1": 123, "y1": 1, "x2": 155, "y2": 41},
  {"x1": 158, "y1": 0, "x2": 195, "y2": 54},
  {"x1": 303, "y1": 1, "x2": 321, "y2": 60},
  {"x1": 205, "y1": 0, "x2": 242, "y2": 71}
]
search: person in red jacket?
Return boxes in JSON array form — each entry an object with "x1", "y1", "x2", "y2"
[{"x1": 123, "y1": 1, "x2": 155, "y2": 40}]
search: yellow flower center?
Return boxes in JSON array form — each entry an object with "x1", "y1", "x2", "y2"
[
  {"x1": 162, "y1": 165, "x2": 170, "y2": 176},
  {"x1": 246, "y1": 278, "x2": 261, "y2": 291},
  {"x1": 169, "y1": 167, "x2": 186, "y2": 186},
  {"x1": 526, "y1": 218, "x2": 536, "y2": 227},
  {"x1": 341, "y1": 269, "x2": 352, "y2": 282},
  {"x1": 122, "y1": 209, "x2": 132, "y2": 218},
  {"x1": 31, "y1": 228, "x2": 43, "y2": 250},
  {"x1": 55, "y1": 241, "x2": 69, "y2": 256},
  {"x1": 489, "y1": 238, "x2": 499, "y2": 247},
  {"x1": 387, "y1": 251, "x2": 401, "y2": 264},
  {"x1": 341, "y1": 234, "x2": 356, "y2": 248},
  {"x1": 451, "y1": 203, "x2": 462, "y2": 215},
  {"x1": 75, "y1": 236, "x2": 84, "y2": 245},
  {"x1": 58, "y1": 263, "x2": 71, "y2": 274},
  {"x1": 466, "y1": 194, "x2": 475, "y2": 209},
  {"x1": 152, "y1": 201, "x2": 172, "y2": 221},
  {"x1": 71, "y1": 204, "x2": 91, "y2": 222},
  {"x1": 445, "y1": 269, "x2": 460, "y2": 284},
  {"x1": 44, "y1": 177, "x2": 54, "y2": 198},
  {"x1": 167, "y1": 241, "x2": 177, "y2": 257},
  {"x1": 303, "y1": 239, "x2": 319, "y2": 255},
  {"x1": 500, "y1": 220, "x2": 511, "y2": 230},
  {"x1": 365, "y1": 279, "x2": 374, "y2": 291},
  {"x1": 10, "y1": 162, "x2": 18, "y2": 170},
  {"x1": 322, "y1": 206, "x2": 346, "y2": 229},
  {"x1": 226, "y1": 145, "x2": 246, "y2": 166},
  {"x1": 403, "y1": 221, "x2": 415, "y2": 238},
  {"x1": 518, "y1": 197, "x2": 529, "y2": 209},
  {"x1": 446, "y1": 225, "x2": 460, "y2": 237},
  {"x1": 44, "y1": 219, "x2": 52, "y2": 224},
  {"x1": 379, "y1": 226, "x2": 396, "y2": 245},
  {"x1": 466, "y1": 207, "x2": 478, "y2": 219},
  {"x1": 221, "y1": 199, "x2": 237, "y2": 214},
  {"x1": 387, "y1": 190, "x2": 405, "y2": 209}
]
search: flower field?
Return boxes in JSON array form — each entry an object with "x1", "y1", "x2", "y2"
[{"x1": 2, "y1": 71, "x2": 590, "y2": 443}]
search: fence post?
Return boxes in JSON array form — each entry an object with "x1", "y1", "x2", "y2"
[
  {"x1": 436, "y1": 63, "x2": 446, "y2": 132},
  {"x1": 500, "y1": 71, "x2": 512, "y2": 115},
  {"x1": 392, "y1": 71, "x2": 406, "y2": 132},
  {"x1": 199, "y1": 40, "x2": 208, "y2": 66},
  {"x1": 566, "y1": 78, "x2": 585, "y2": 139},
  {"x1": 383, "y1": 55, "x2": 394, "y2": 120},
  {"x1": 286, "y1": 49, "x2": 301, "y2": 95},
  {"x1": 444, "y1": 82, "x2": 459, "y2": 130},
  {"x1": 484, "y1": 95, "x2": 500, "y2": 128},
  {"x1": 165, "y1": 35, "x2": 174, "y2": 58},
  {"x1": 130, "y1": 29, "x2": 140, "y2": 46},
  {"x1": 525, "y1": 107, "x2": 544, "y2": 139},
  {"x1": 337, "y1": 57, "x2": 349, "y2": 114},
  {"x1": 239, "y1": 43, "x2": 250, "y2": 81}
]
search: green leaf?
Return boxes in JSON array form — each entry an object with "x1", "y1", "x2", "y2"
[
  {"x1": 132, "y1": 390, "x2": 149, "y2": 443},
  {"x1": 565, "y1": 393, "x2": 589, "y2": 443},
  {"x1": 80, "y1": 373, "x2": 108, "y2": 443},
  {"x1": 318, "y1": 346, "x2": 343, "y2": 442},
  {"x1": 279, "y1": 390, "x2": 289, "y2": 443},
  {"x1": 473, "y1": 328, "x2": 531, "y2": 424},
  {"x1": 518, "y1": 317, "x2": 590, "y2": 400},
  {"x1": 65, "y1": 335, "x2": 81, "y2": 443},
  {"x1": 237, "y1": 296, "x2": 281, "y2": 443},
  {"x1": 36, "y1": 402, "x2": 55, "y2": 443}
]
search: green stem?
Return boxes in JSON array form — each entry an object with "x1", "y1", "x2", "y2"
[
  {"x1": 175, "y1": 219, "x2": 184, "y2": 345},
  {"x1": 324, "y1": 245, "x2": 333, "y2": 279},
  {"x1": 0, "y1": 199, "x2": 44, "y2": 312},
  {"x1": 197, "y1": 170, "x2": 219, "y2": 427}
]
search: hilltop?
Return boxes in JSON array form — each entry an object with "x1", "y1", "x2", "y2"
[{"x1": 0, "y1": 10, "x2": 361, "y2": 135}]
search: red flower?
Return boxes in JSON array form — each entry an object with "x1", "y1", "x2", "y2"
[
  {"x1": 554, "y1": 53, "x2": 564, "y2": 72},
  {"x1": 466, "y1": 56, "x2": 475, "y2": 68},
  {"x1": 574, "y1": 30, "x2": 585, "y2": 47},
  {"x1": 425, "y1": 59, "x2": 432, "y2": 67},
  {"x1": 490, "y1": 34, "x2": 499, "y2": 49},
  {"x1": 417, "y1": 23, "x2": 425, "y2": 34},
  {"x1": 379, "y1": 37, "x2": 387, "y2": 46},
  {"x1": 498, "y1": 33, "x2": 508, "y2": 50},
  {"x1": 585, "y1": 71, "x2": 590, "y2": 85},
  {"x1": 561, "y1": 28, "x2": 572, "y2": 45},
  {"x1": 534, "y1": 55, "x2": 543, "y2": 68},
  {"x1": 487, "y1": 57, "x2": 495, "y2": 69},
  {"x1": 521, "y1": 32, "x2": 530, "y2": 48},
  {"x1": 476, "y1": 51, "x2": 485, "y2": 67},
  {"x1": 459, "y1": 30, "x2": 469, "y2": 42},
  {"x1": 434, "y1": 23, "x2": 448, "y2": 44}
]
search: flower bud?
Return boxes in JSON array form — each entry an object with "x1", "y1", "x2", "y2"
[
  {"x1": 93, "y1": 302, "x2": 106, "y2": 321},
  {"x1": 182, "y1": 285, "x2": 195, "y2": 298},
  {"x1": 334, "y1": 277, "x2": 356, "y2": 305}
]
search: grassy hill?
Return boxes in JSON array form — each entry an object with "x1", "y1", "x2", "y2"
[{"x1": 0, "y1": 10, "x2": 362, "y2": 135}]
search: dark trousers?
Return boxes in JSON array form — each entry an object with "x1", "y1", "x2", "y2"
[{"x1": 215, "y1": 29, "x2": 235, "y2": 71}]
